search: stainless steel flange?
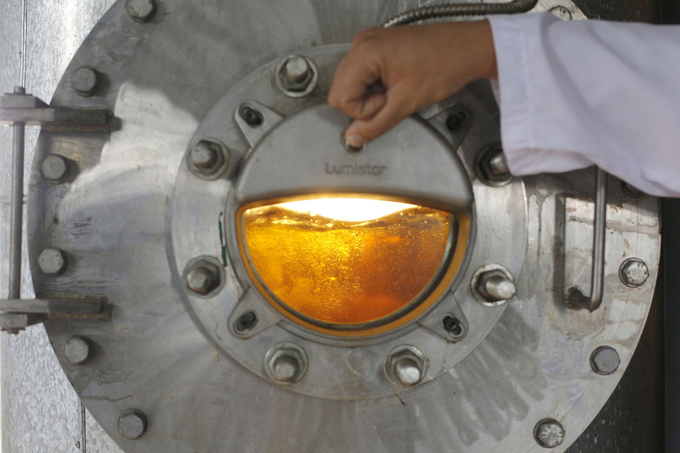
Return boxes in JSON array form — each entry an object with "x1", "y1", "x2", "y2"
[{"x1": 22, "y1": 0, "x2": 660, "y2": 452}]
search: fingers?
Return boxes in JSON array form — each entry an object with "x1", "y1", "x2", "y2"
[
  {"x1": 345, "y1": 84, "x2": 414, "y2": 147},
  {"x1": 328, "y1": 37, "x2": 384, "y2": 119}
]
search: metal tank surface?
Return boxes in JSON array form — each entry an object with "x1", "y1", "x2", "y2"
[{"x1": 0, "y1": 0, "x2": 663, "y2": 452}]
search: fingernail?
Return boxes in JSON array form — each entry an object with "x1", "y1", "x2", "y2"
[{"x1": 346, "y1": 133, "x2": 364, "y2": 148}]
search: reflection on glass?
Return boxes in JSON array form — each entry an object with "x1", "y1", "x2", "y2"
[{"x1": 242, "y1": 198, "x2": 452, "y2": 326}]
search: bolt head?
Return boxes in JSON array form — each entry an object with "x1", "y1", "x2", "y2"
[
  {"x1": 385, "y1": 346, "x2": 427, "y2": 388},
  {"x1": 272, "y1": 355, "x2": 299, "y2": 382},
  {"x1": 475, "y1": 269, "x2": 516, "y2": 304},
  {"x1": 282, "y1": 56, "x2": 311, "y2": 87},
  {"x1": 534, "y1": 419, "x2": 565, "y2": 448},
  {"x1": 619, "y1": 258, "x2": 649, "y2": 288},
  {"x1": 41, "y1": 154, "x2": 70, "y2": 184},
  {"x1": 590, "y1": 346, "x2": 620, "y2": 375},
  {"x1": 64, "y1": 336, "x2": 93, "y2": 365},
  {"x1": 186, "y1": 266, "x2": 216, "y2": 295},
  {"x1": 476, "y1": 145, "x2": 512, "y2": 186},
  {"x1": 276, "y1": 55, "x2": 318, "y2": 97},
  {"x1": 487, "y1": 151, "x2": 510, "y2": 176},
  {"x1": 118, "y1": 409, "x2": 148, "y2": 440},
  {"x1": 190, "y1": 142, "x2": 219, "y2": 169},
  {"x1": 71, "y1": 67, "x2": 100, "y2": 97},
  {"x1": 265, "y1": 343, "x2": 308, "y2": 384},
  {"x1": 38, "y1": 248, "x2": 67, "y2": 276},
  {"x1": 126, "y1": 0, "x2": 157, "y2": 22},
  {"x1": 395, "y1": 357, "x2": 422, "y2": 386}
]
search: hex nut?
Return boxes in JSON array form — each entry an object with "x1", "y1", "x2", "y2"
[
  {"x1": 185, "y1": 139, "x2": 229, "y2": 180},
  {"x1": 384, "y1": 346, "x2": 427, "y2": 388},
  {"x1": 534, "y1": 419, "x2": 565, "y2": 448},
  {"x1": 265, "y1": 343, "x2": 308, "y2": 384},
  {"x1": 118, "y1": 409, "x2": 148, "y2": 440},
  {"x1": 475, "y1": 145, "x2": 512, "y2": 186},
  {"x1": 590, "y1": 346, "x2": 620, "y2": 375},
  {"x1": 619, "y1": 258, "x2": 649, "y2": 288},
  {"x1": 64, "y1": 336, "x2": 94, "y2": 365},
  {"x1": 41, "y1": 154, "x2": 70, "y2": 184},
  {"x1": 126, "y1": 0, "x2": 157, "y2": 22},
  {"x1": 71, "y1": 67, "x2": 100, "y2": 97},
  {"x1": 183, "y1": 256, "x2": 225, "y2": 298},
  {"x1": 38, "y1": 248, "x2": 67, "y2": 276},
  {"x1": 275, "y1": 55, "x2": 318, "y2": 98},
  {"x1": 471, "y1": 265, "x2": 516, "y2": 306}
]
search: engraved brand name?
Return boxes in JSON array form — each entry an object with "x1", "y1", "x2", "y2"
[{"x1": 325, "y1": 163, "x2": 387, "y2": 176}]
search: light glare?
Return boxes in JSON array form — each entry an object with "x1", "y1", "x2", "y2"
[{"x1": 278, "y1": 198, "x2": 416, "y2": 222}]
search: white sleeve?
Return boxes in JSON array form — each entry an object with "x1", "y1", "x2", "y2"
[{"x1": 487, "y1": 13, "x2": 680, "y2": 198}]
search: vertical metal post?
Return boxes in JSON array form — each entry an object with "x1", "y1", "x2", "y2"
[{"x1": 8, "y1": 86, "x2": 26, "y2": 300}]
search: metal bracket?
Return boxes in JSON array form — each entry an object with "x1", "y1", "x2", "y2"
[
  {"x1": 0, "y1": 298, "x2": 111, "y2": 334},
  {"x1": 0, "y1": 90, "x2": 113, "y2": 131},
  {"x1": 1, "y1": 86, "x2": 115, "y2": 334},
  {"x1": 565, "y1": 167, "x2": 608, "y2": 312}
]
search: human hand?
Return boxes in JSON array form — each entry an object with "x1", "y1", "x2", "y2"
[{"x1": 328, "y1": 20, "x2": 497, "y2": 148}]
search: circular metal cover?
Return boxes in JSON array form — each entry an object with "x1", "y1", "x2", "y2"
[{"x1": 25, "y1": 1, "x2": 660, "y2": 452}]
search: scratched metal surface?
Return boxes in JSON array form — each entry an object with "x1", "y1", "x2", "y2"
[
  {"x1": 0, "y1": 1, "x2": 665, "y2": 453},
  {"x1": 0, "y1": 0, "x2": 123, "y2": 452}
]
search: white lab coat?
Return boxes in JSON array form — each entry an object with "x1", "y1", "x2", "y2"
[{"x1": 488, "y1": 13, "x2": 680, "y2": 197}]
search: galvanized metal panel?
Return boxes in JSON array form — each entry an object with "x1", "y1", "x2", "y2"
[{"x1": 0, "y1": 0, "x2": 122, "y2": 451}]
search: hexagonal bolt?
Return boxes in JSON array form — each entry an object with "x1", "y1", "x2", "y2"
[
  {"x1": 619, "y1": 258, "x2": 649, "y2": 288},
  {"x1": 477, "y1": 271, "x2": 516, "y2": 303},
  {"x1": 186, "y1": 139, "x2": 229, "y2": 180},
  {"x1": 279, "y1": 56, "x2": 312, "y2": 90},
  {"x1": 126, "y1": 0, "x2": 157, "y2": 22},
  {"x1": 186, "y1": 266, "x2": 217, "y2": 295},
  {"x1": 41, "y1": 154, "x2": 70, "y2": 184},
  {"x1": 475, "y1": 146, "x2": 512, "y2": 186},
  {"x1": 590, "y1": 346, "x2": 620, "y2": 375},
  {"x1": 190, "y1": 141, "x2": 219, "y2": 169},
  {"x1": 534, "y1": 419, "x2": 565, "y2": 448},
  {"x1": 183, "y1": 257, "x2": 224, "y2": 297},
  {"x1": 385, "y1": 346, "x2": 427, "y2": 388},
  {"x1": 118, "y1": 409, "x2": 148, "y2": 440},
  {"x1": 549, "y1": 5, "x2": 573, "y2": 20},
  {"x1": 233, "y1": 311, "x2": 258, "y2": 334},
  {"x1": 64, "y1": 336, "x2": 94, "y2": 366},
  {"x1": 71, "y1": 67, "x2": 100, "y2": 97},
  {"x1": 265, "y1": 343, "x2": 308, "y2": 384},
  {"x1": 276, "y1": 55, "x2": 318, "y2": 98},
  {"x1": 442, "y1": 315, "x2": 466, "y2": 341},
  {"x1": 486, "y1": 151, "x2": 510, "y2": 176},
  {"x1": 38, "y1": 248, "x2": 67, "y2": 276}
]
